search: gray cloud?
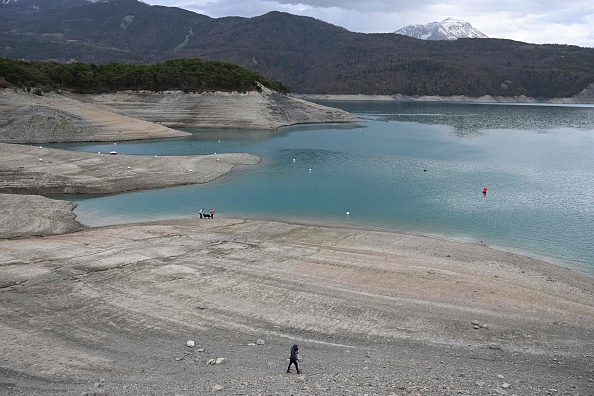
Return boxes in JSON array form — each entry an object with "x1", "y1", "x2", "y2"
[{"x1": 142, "y1": 0, "x2": 594, "y2": 47}]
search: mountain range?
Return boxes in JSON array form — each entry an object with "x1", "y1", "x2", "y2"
[
  {"x1": 395, "y1": 18, "x2": 489, "y2": 41},
  {"x1": 1, "y1": 0, "x2": 594, "y2": 98}
]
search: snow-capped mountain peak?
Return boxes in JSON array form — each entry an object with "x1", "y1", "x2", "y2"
[{"x1": 395, "y1": 18, "x2": 488, "y2": 41}]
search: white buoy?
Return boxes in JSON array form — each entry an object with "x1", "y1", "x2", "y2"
[
  {"x1": 308, "y1": 168, "x2": 312, "y2": 172},
  {"x1": 216, "y1": 158, "x2": 219, "y2": 161},
  {"x1": 293, "y1": 158, "x2": 296, "y2": 162},
  {"x1": 186, "y1": 340, "x2": 195, "y2": 348},
  {"x1": 127, "y1": 166, "x2": 131, "y2": 169},
  {"x1": 346, "y1": 211, "x2": 350, "y2": 215}
]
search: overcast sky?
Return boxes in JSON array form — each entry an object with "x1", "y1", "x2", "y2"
[{"x1": 140, "y1": 0, "x2": 594, "y2": 48}]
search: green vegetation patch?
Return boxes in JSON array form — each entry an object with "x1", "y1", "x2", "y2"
[{"x1": 0, "y1": 58, "x2": 290, "y2": 94}]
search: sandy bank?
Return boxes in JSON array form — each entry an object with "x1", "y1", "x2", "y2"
[
  {"x1": 67, "y1": 88, "x2": 361, "y2": 131},
  {"x1": 0, "y1": 88, "x2": 360, "y2": 145},
  {"x1": 0, "y1": 218, "x2": 592, "y2": 394},
  {"x1": 0, "y1": 141, "x2": 258, "y2": 237},
  {"x1": 0, "y1": 141, "x2": 259, "y2": 237},
  {"x1": 0, "y1": 90, "x2": 191, "y2": 144},
  {"x1": 0, "y1": 193, "x2": 86, "y2": 238},
  {"x1": 0, "y1": 86, "x2": 358, "y2": 237},
  {"x1": 0, "y1": 142, "x2": 259, "y2": 195}
]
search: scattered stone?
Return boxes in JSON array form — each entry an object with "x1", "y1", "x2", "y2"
[
  {"x1": 497, "y1": 374, "x2": 505, "y2": 379},
  {"x1": 502, "y1": 383, "x2": 511, "y2": 389},
  {"x1": 296, "y1": 375, "x2": 307, "y2": 383},
  {"x1": 489, "y1": 343, "x2": 502, "y2": 350},
  {"x1": 428, "y1": 269, "x2": 436, "y2": 274},
  {"x1": 186, "y1": 340, "x2": 195, "y2": 347},
  {"x1": 256, "y1": 339, "x2": 265, "y2": 345},
  {"x1": 206, "y1": 358, "x2": 227, "y2": 365},
  {"x1": 212, "y1": 384, "x2": 224, "y2": 392}
]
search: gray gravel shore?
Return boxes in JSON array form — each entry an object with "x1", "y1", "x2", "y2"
[
  {"x1": 0, "y1": 89, "x2": 592, "y2": 395},
  {"x1": 1, "y1": 218, "x2": 592, "y2": 395}
]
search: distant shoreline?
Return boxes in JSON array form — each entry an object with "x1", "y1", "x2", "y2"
[{"x1": 296, "y1": 92, "x2": 594, "y2": 104}]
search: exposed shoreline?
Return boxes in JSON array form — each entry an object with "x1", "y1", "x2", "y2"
[
  {"x1": 297, "y1": 87, "x2": 594, "y2": 104},
  {"x1": 75, "y1": 209, "x2": 594, "y2": 280},
  {"x1": 1, "y1": 90, "x2": 593, "y2": 395},
  {"x1": 0, "y1": 88, "x2": 361, "y2": 144},
  {"x1": 1, "y1": 217, "x2": 593, "y2": 395},
  {"x1": 0, "y1": 87, "x2": 357, "y2": 237}
]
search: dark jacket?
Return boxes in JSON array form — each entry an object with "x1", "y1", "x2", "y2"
[{"x1": 290, "y1": 344, "x2": 299, "y2": 361}]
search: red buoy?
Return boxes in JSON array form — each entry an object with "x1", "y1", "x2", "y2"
[{"x1": 482, "y1": 187, "x2": 487, "y2": 194}]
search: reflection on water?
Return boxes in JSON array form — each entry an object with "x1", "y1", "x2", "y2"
[
  {"x1": 47, "y1": 101, "x2": 594, "y2": 275},
  {"x1": 337, "y1": 101, "x2": 594, "y2": 136}
]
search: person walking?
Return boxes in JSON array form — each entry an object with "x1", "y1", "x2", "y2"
[
  {"x1": 209, "y1": 208, "x2": 215, "y2": 219},
  {"x1": 286, "y1": 344, "x2": 301, "y2": 374},
  {"x1": 199, "y1": 208, "x2": 203, "y2": 219}
]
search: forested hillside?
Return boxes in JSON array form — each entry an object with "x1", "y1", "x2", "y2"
[
  {"x1": 2, "y1": 0, "x2": 594, "y2": 97},
  {"x1": 0, "y1": 58, "x2": 290, "y2": 94}
]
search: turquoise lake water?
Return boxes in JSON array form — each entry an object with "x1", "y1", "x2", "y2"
[{"x1": 48, "y1": 101, "x2": 594, "y2": 275}]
